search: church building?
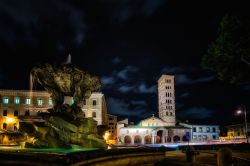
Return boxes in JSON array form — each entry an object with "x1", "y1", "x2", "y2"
[{"x1": 118, "y1": 75, "x2": 191, "y2": 144}]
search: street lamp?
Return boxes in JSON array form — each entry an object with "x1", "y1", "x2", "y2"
[{"x1": 235, "y1": 105, "x2": 248, "y2": 143}]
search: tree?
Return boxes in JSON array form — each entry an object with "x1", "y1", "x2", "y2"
[{"x1": 202, "y1": 15, "x2": 250, "y2": 84}]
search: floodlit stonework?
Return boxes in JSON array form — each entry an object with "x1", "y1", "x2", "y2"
[
  {"x1": 82, "y1": 93, "x2": 108, "y2": 126},
  {"x1": 158, "y1": 75, "x2": 176, "y2": 126}
]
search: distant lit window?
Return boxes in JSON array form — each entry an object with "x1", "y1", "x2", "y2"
[
  {"x1": 193, "y1": 135, "x2": 197, "y2": 139},
  {"x1": 206, "y1": 127, "x2": 210, "y2": 132},
  {"x1": 71, "y1": 98, "x2": 74, "y2": 105},
  {"x1": 92, "y1": 112, "x2": 96, "y2": 118},
  {"x1": 3, "y1": 123, "x2": 7, "y2": 129},
  {"x1": 49, "y1": 99, "x2": 53, "y2": 105},
  {"x1": 3, "y1": 110, "x2": 7, "y2": 116},
  {"x1": 25, "y1": 110, "x2": 30, "y2": 116},
  {"x1": 93, "y1": 100, "x2": 97, "y2": 106},
  {"x1": 14, "y1": 97, "x2": 20, "y2": 104},
  {"x1": 3, "y1": 97, "x2": 9, "y2": 104},
  {"x1": 25, "y1": 98, "x2": 31, "y2": 104},
  {"x1": 14, "y1": 110, "x2": 18, "y2": 116},
  {"x1": 199, "y1": 127, "x2": 203, "y2": 132},
  {"x1": 37, "y1": 98, "x2": 43, "y2": 105}
]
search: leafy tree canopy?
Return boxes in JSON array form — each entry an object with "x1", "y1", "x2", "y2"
[{"x1": 202, "y1": 14, "x2": 250, "y2": 84}]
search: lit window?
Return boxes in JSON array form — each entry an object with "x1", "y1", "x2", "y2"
[
  {"x1": 14, "y1": 110, "x2": 18, "y2": 116},
  {"x1": 3, "y1": 110, "x2": 7, "y2": 116},
  {"x1": 37, "y1": 98, "x2": 43, "y2": 105},
  {"x1": 71, "y1": 98, "x2": 74, "y2": 105},
  {"x1": 92, "y1": 112, "x2": 96, "y2": 117},
  {"x1": 3, "y1": 97, "x2": 9, "y2": 104},
  {"x1": 206, "y1": 127, "x2": 210, "y2": 132},
  {"x1": 48, "y1": 99, "x2": 53, "y2": 105},
  {"x1": 25, "y1": 98, "x2": 31, "y2": 104},
  {"x1": 199, "y1": 127, "x2": 203, "y2": 132},
  {"x1": 14, "y1": 97, "x2": 20, "y2": 104},
  {"x1": 93, "y1": 100, "x2": 97, "y2": 106}
]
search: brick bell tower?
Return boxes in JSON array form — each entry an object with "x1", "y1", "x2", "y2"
[{"x1": 158, "y1": 75, "x2": 176, "y2": 126}]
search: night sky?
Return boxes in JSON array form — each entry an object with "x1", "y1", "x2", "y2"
[{"x1": 0, "y1": 0, "x2": 249, "y2": 125}]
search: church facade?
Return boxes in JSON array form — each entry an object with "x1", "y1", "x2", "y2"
[{"x1": 118, "y1": 75, "x2": 191, "y2": 144}]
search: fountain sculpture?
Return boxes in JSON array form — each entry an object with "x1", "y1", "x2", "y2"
[{"x1": 19, "y1": 55, "x2": 106, "y2": 149}]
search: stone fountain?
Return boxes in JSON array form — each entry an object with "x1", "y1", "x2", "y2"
[{"x1": 19, "y1": 55, "x2": 107, "y2": 149}]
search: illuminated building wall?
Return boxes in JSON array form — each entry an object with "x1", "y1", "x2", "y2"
[
  {"x1": 0, "y1": 89, "x2": 52, "y2": 131},
  {"x1": 180, "y1": 123, "x2": 220, "y2": 141},
  {"x1": 82, "y1": 93, "x2": 108, "y2": 126},
  {"x1": 225, "y1": 123, "x2": 250, "y2": 139},
  {"x1": 107, "y1": 114, "x2": 117, "y2": 140},
  {"x1": 158, "y1": 75, "x2": 176, "y2": 126}
]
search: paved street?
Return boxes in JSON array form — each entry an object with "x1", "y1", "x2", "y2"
[{"x1": 154, "y1": 151, "x2": 250, "y2": 166}]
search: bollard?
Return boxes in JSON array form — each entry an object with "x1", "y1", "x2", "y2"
[
  {"x1": 217, "y1": 147, "x2": 233, "y2": 166},
  {"x1": 183, "y1": 146, "x2": 199, "y2": 163}
]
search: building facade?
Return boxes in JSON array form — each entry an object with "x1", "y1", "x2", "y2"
[
  {"x1": 219, "y1": 123, "x2": 250, "y2": 140},
  {"x1": 0, "y1": 90, "x2": 53, "y2": 131},
  {"x1": 0, "y1": 90, "x2": 108, "y2": 132},
  {"x1": 119, "y1": 116, "x2": 190, "y2": 144},
  {"x1": 180, "y1": 123, "x2": 220, "y2": 141},
  {"x1": 158, "y1": 75, "x2": 176, "y2": 126},
  {"x1": 107, "y1": 114, "x2": 117, "y2": 141},
  {"x1": 82, "y1": 92, "x2": 108, "y2": 126}
]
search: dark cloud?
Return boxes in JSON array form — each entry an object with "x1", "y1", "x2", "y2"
[
  {"x1": 0, "y1": 0, "x2": 86, "y2": 50},
  {"x1": 117, "y1": 66, "x2": 138, "y2": 80},
  {"x1": 113, "y1": 0, "x2": 168, "y2": 23},
  {"x1": 178, "y1": 107, "x2": 215, "y2": 120},
  {"x1": 179, "y1": 92, "x2": 191, "y2": 99},
  {"x1": 175, "y1": 74, "x2": 216, "y2": 85},
  {"x1": 112, "y1": 56, "x2": 122, "y2": 64},
  {"x1": 107, "y1": 97, "x2": 146, "y2": 116}
]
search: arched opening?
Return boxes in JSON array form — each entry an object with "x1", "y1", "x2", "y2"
[
  {"x1": 144, "y1": 135, "x2": 152, "y2": 144},
  {"x1": 124, "y1": 135, "x2": 132, "y2": 144},
  {"x1": 173, "y1": 135, "x2": 180, "y2": 143},
  {"x1": 134, "y1": 135, "x2": 142, "y2": 144},
  {"x1": 156, "y1": 130, "x2": 163, "y2": 143},
  {"x1": 166, "y1": 136, "x2": 171, "y2": 142}
]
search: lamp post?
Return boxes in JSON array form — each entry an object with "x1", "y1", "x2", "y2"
[{"x1": 236, "y1": 105, "x2": 248, "y2": 143}]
